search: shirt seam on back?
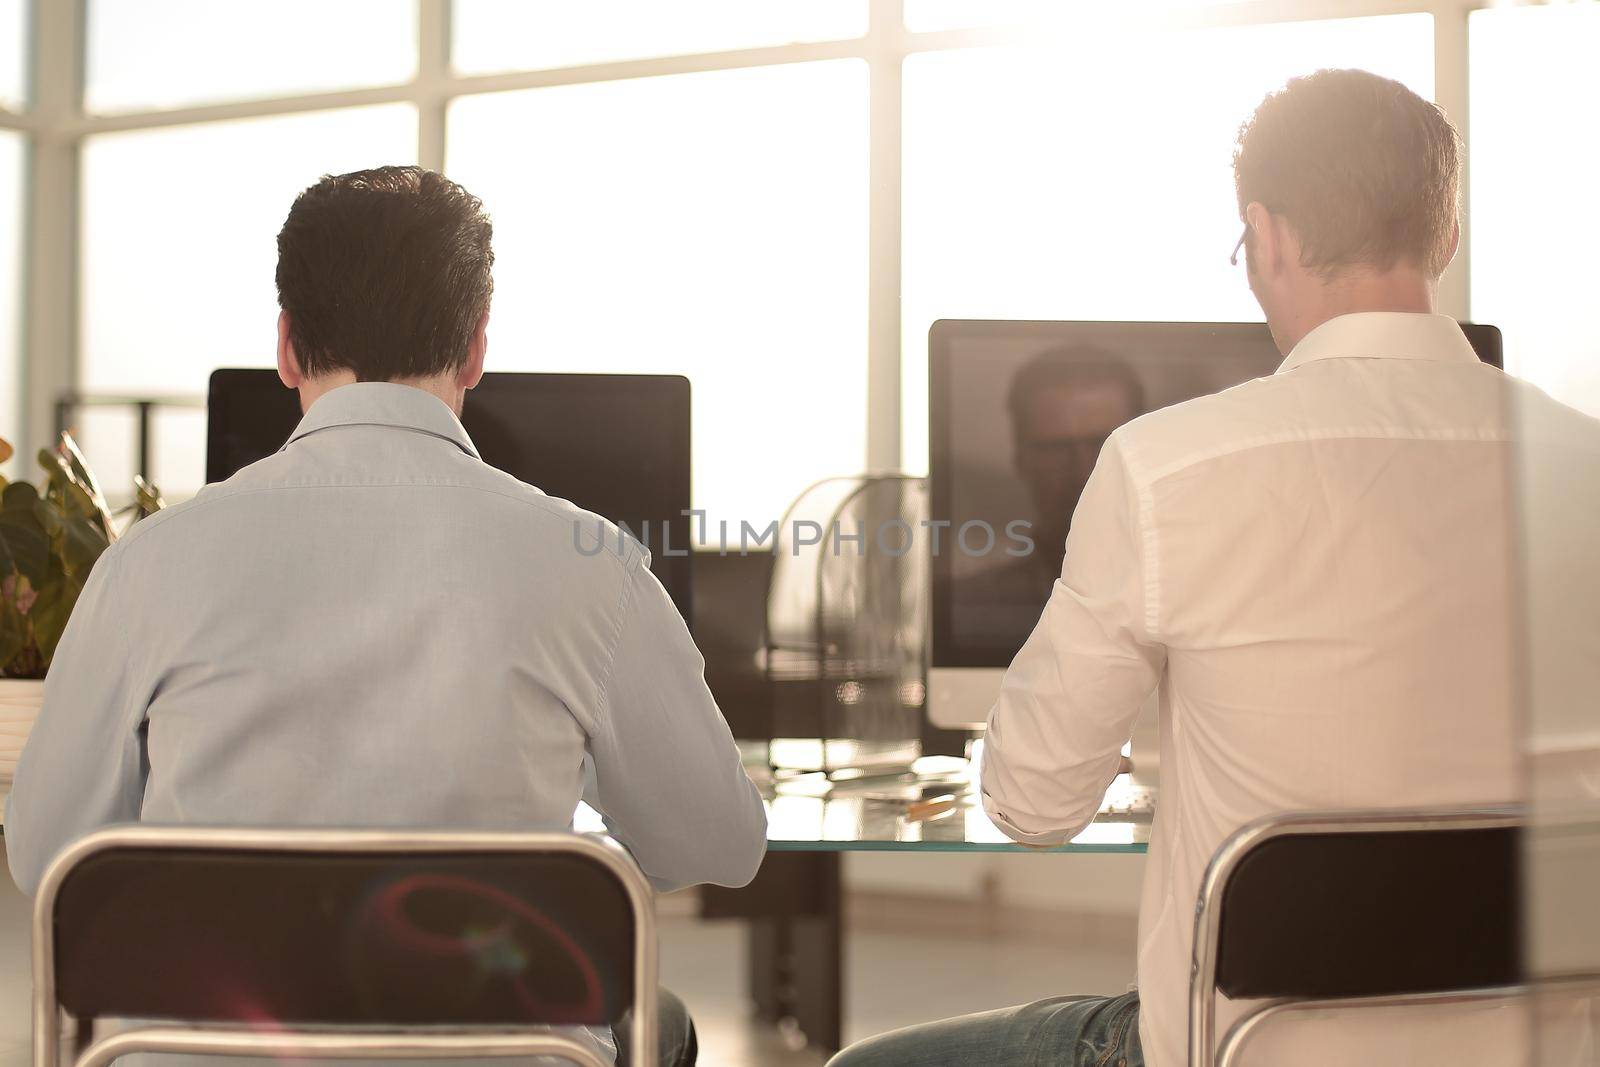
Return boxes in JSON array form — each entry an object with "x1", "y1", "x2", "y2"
[
  {"x1": 1133, "y1": 425, "x2": 1512, "y2": 489},
  {"x1": 1113, "y1": 434, "x2": 1162, "y2": 643},
  {"x1": 115, "y1": 480, "x2": 636, "y2": 568},
  {"x1": 591, "y1": 554, "x2": 644, "y2": 735}
]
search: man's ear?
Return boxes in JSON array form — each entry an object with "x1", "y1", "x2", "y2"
[
  {"x1": 1243, "y1": 201, "x2": 1282, "y2": 277},
  {"x1": 458, "y1": 309, "x2": 489, "y2": 391},
  {"x1": 1444, "y1": 218, "x2": 1461, "y2": 271},
  {"x1": 276, "y1": 310, "x2": 302, "y2": 389}
]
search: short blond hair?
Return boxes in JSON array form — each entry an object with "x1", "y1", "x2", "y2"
[{"x1": 1234, "y1": 69, "x2": 1461, "y2": 278}]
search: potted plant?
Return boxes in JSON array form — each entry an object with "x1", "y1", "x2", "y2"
[{"x1": 0, "y1": 432, "x2": 164, "y2": 783}]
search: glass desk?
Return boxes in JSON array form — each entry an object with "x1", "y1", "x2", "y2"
[
  {"x1": 698, "y1": 751, "x2": 1154, "y2": 1053},
  {"x1": 570, "y1": 752, "x2": 1154, "y2": 853},
  {"x1": 746, "y1": 749, "x2": 1151, "y2": 854}
]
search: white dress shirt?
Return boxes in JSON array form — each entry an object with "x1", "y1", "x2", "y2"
[
  {"x1": 6, "y1": 382, "x2": 768, "y2": 1065},
  {"x1": 980, "y1": 313, "x2": 1597, "y2": 1066}
]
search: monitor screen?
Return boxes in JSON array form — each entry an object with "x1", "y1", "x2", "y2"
[
  {"x1": 929, "y1": 319, "x2": 1503, "y2": 669},
  {"x1": 207, "y1": 370, "x2": 694, "y2": 624}
]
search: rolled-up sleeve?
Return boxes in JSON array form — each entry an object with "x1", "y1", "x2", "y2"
[
  {"x1": 585, "y1": 555, "x2": 767, "y2": 892},
  {"x1": 980, "y1": 434, "x2": 1165, "y2": 847}
]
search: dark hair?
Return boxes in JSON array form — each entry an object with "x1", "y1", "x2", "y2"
[
  {"x1": 1007, "y1": 347, "x2": 1146, "y2": 429},
  {"x1": 275, "y1": 166, "x2": 494, "y2": 380},
  {"x1": 1233, "y1": 69, "x2": 1460, "y2": 278}
]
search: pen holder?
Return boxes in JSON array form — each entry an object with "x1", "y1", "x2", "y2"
[{"x1": 764, "y1": 474, "x2": 929, "y2": 778}]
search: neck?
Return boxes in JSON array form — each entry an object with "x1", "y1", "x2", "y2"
[
  {"x1": 1276, "y1": 267, "x2": 1438, "y2": 353},
  {"x1": 298, "y1": 372, "x2": 464, "y2": 416}
]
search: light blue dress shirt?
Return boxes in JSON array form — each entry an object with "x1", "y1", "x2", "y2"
[{"x1": 6, "y1": 381, "x2": 767, "y2": 898}]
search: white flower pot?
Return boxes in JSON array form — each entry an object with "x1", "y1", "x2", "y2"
[{"x1": 0, "y1": 677, "x2": 45, "y2": 785}]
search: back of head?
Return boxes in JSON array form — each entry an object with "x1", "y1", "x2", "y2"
[
  {"x1": 1233, "y1": 68, "x2": 1460, "y2": 278},
  {"x1": 275, "y1": 166, "x2": 494, "y2": 381}
]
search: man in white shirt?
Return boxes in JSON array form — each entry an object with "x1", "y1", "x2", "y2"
[{"x1": 831, "y1": 68, "x2": 1596, "y2": 1067}]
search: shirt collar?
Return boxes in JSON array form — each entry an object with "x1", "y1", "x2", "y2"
[
  {"x1": 1276, "y1": 312, "x2": 1482, "y2": 374},
  {"x1": 283, "y1": 382, "x2": 481, "y2": 459}
]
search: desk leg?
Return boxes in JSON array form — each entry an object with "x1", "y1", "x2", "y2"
[{"x1": 702, "y1": 851, "x2": 843, "y2": 1054}]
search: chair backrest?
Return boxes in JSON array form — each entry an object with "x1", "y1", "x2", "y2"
[
  {"x1": 1214, "y1": 820, "x2": 1520, "y2": 999},
  {"x1": 1190, "y1": 807, "x2": 1522, "y2": 1065},
  {"x1": 33, "y1": 827, "x2": 655, "y2": 1060}
]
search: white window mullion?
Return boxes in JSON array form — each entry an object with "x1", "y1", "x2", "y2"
[
  {"x1": 417, "y1": 0, "x2": 450, "y2": 172},
  {"x1": 1434, "y1": 0, "x2": 1472, "y2": 321},
  {"x1": 867, "y1": 0, "x2": 905, "y2": 473},
  {"x1": 23, "y1": 0, "x2": 84, "y2": 463}
]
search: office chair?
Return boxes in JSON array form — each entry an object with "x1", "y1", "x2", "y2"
[
  {"x1": 1189, "y1": 806, "x2": 1523, "y2": 1067},
  {"x1": 32, "y1": 826, "x2": 657, "y2": 1067}
]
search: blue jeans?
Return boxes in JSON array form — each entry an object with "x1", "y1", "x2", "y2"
[{"x1": 827, "y1": 991, "x2": 1142, "y2": 1067}]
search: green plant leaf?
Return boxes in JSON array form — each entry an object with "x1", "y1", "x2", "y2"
[
  {"x1": 46, "y1": 435, "x2": 117, "y2": 541},
  {"x1": 57, "y1": 432, "x2": 111, "y2": 513},
  {"x1": 32, "y1": 499, "x2": 62, "y2": 538},
  {"x1": 28, "y1": 575, "x2": 79, "y2": 666},
  {"x1": 133, "y1": 475, "x2": 167, "y2": 522},
  {"x1": 0, "y1": 518, "x2": 51, "y2": 586},
  {"x1": 2, "y1": 479, "x2": 40, "y2": 512},
  {"x1": 38, "y1": 449, "x2": 68, "y2": 506},
  {"x1": 54, "y1": 513, "x2": 109, "y2": 581},
  {"x1": 38, "y1": 450, "x2": 106, "y2": 539},
  {"x1": 0, "y1": 602, "x2": 28, "y2": 676}
]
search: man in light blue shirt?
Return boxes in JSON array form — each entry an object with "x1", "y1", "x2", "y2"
[{"x1": 6, "y1": 166, "x2": 766, "y2": 1066}]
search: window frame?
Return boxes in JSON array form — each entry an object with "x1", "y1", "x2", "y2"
[{"x1": 1, "y1": 0, "x2": 1500, "y2": 471}]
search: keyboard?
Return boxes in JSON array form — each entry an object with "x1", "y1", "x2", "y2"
[{"x1": 1099, "y1": 778, "x2": 1156, "y2": 822}]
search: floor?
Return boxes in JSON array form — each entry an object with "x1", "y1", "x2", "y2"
[
  {"x1": 0, "y1": 840, "x2": 1133, "y2": 1066},
  {"x1": 658, "y1": 911, "x2": 1132, "y2": 1066},
  {"x1": 0, "y1": 848, "x2": 22, "y2": 1067}
]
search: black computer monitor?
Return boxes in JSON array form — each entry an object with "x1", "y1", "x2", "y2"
[
  {"x1": 926, "y1": 318, "x2": 1503, "y2": 729},
  {"x1": 206, "y1": 369, "x2": 694, "y2": 624}
]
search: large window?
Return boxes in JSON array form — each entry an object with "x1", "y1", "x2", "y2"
[
  {"x1": 78, "y1": 105, "x2": 418, "y2": 495},
  {"x1": 0, "y1": 130, "x2": 21, "y2": 476},
  {"x1": 900, "y1": 12, "x2": 1435, "y2": 470},
  {"x1": 453, "y1": 0, "x2": 865, "y2": 73},
  {"x1": 1470, "y1": 3, "x2": 1600, "y2": 418},
  {"x1": 904, "y1": 0, "x2": 1227, "y2": 33},
  {"x1": 85, "y1": 0, "x2": 416, "y2": 115},
  {"x1": 0, "y1": 0, "x2": 24, "y2": 112},
  {"x1": 448, "y1": 61, "x2": 868, "y2": 530},
  {"x1": 15, "y1": 1, "x2": 1589, "y2": 516}
]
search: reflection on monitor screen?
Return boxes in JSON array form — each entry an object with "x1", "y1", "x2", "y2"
[
  {"x1": 930, "y1": 319, "x2": 1502, "y2": 674},
  {"x1": 935, "y1": 322, "x2": 1281, "y2": 665}
]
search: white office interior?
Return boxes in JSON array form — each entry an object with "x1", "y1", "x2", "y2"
[{"x1": 2, "y1": 2, "x2": 1599, "y2": 1065}]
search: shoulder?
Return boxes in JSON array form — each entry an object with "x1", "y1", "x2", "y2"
[
  {"x1": 454, "y1": 461, "x2": 651, "y2": 570},
  {"x1": 1503, "y1": 375, "x2": 1600, "y2": 451},
  {"x1": 1109, "y1": 371, "x2": 1295, "y2": 488},
  {"x1": 112, "y1": 455, "x2": 650, "y2": 573}
]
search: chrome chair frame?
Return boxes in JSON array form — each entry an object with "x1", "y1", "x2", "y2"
[
  {"x1": 33, "y1": 826, "x2": 658, "y2": 1067},
  {"x1": 1188, "y1": 806, "x2": 1524, "y2": 1067}
]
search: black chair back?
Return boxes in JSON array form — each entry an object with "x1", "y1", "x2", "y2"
[
  {"x1": 46, "y1": 835, "x2": 641, "y2": 1029},
  {"x1": 1214, "y1": 824, "x2": 1520, "y2": 1000}
]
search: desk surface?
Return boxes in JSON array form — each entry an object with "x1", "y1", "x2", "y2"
[
  {"x1": 744, "y1": 752, "x2": 1151, "y2": 855},
  {"x1": 3, "y1": 763, "x2": 1155, "y2": 855},
  {"x1": 761, "y1": 791, "x2": 1150, "y2": 853}
]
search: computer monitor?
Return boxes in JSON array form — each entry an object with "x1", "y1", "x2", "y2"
[
  {"x1": 927, "y1": 319, "x2": 1504, "y2": 732},
  {"x1": 206, "y1": 369, "x2": 694, "y2": 624}
]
